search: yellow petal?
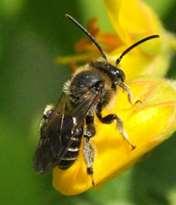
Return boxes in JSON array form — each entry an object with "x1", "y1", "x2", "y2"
[
  {"x1": 108, "y1": 35, "x2": 169, "y2": 81},
  {"x1": 56, "y1": 1, "x2": 175, "y2": 79},
  {"x1": 104, "y1": 0, "x2": 162, "y2": 43},
  {"x1": 53, "y1": 78, "x2": 176, "y2": 195},
  {"x1": 104, "y1": 0, "x2": 175, "y2": 79}
]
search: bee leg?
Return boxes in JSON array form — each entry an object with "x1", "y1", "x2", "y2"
[
  {"x1": 84, "y1": 112, "x2": 96, "y2": 139},
  {"x1": 83, "y1": 136, "x2": 95, "y2": 186},
  {"x1": 40, "y1": 104, "x2": 54, "y2": 128},
  {"x1": 42, "y1": 104, "x2": 54, "y2": 119},
  {"x1": 96, "y1": 104, "x2": 135, "y2": 150},
  {"x1": 120, "y1": 82, "x2": 141, "y2": 104},
  {"x1": 83, "y1": 112, "x2": 96, "y2": 186}
]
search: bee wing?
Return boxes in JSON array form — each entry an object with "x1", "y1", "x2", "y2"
[
  {"x1": 54, "y1": 89, "x2": 100, "y2": 165},
  {"x1": 47, "y1": 94, "x2": 68, "y2": 145},
  {"x1": 34, "y1": 87, "x2": 100, "y2": 173},
  {"x1": 33, "y1": 94, "x2": 69, "y2": 173}
]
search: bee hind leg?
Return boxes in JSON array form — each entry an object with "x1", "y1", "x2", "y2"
[
  {"x1": 42, "y1": 104, "x2": 55, "y2": 119},
  {"x1": 83, "y1": 113, "x2": 96, "y2": 186},
  {"x1": 83, "y1": 137, "x2": 95, "y2": 186},
  {"x1": 40, "y1": 104, "x2": 55, "y2": 128}
]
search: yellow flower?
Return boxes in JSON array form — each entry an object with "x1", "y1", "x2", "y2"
[
  {"x1": 53, "y1": 0, "x2": 176, "y2": 195},
  {"x1": 104, "y1": 0, "x2": 175, "y2": 79},
  {"x1": 53, "y1": 78, "x2": 176, "y2": 195},
  {"x1": 56, "y1": 0, "x2": 175, "y2": 80}
]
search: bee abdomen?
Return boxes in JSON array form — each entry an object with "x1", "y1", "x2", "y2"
[
  {"x1": 58, "y1": 135, "x2": 82, "y2": 169},
  {"x1": 58, "y1": 146, "x2": 80, "y2": 169}
]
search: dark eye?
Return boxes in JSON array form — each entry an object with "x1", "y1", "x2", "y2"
[{"x1": 116, "y1": 68, "x2": 125, "y2": 82}]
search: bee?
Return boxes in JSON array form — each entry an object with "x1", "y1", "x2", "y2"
[{"x1": 33, "y1": 14, "x2": 159, "y2": 185}]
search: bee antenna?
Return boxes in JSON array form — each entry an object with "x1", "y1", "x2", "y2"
[
  {"x1": 65, "y1": 13, "x2": 107, "y2": 61},
  {"x1": 115, "y1": 34, "x2": 160, "y2": 65}
]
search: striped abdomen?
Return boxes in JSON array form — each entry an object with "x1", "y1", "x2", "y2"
[
  {"x1": 58, "y1": 134, "x2": 82, "y2": 169},
  {"x1": 58, "y1": 117, "x2": 83, "y2": 170},
  {"x1": 34, "y1": 106, "x2": 84, "y2": 173}
]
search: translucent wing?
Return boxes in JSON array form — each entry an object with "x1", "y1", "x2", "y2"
[
  {"x1": 33, "y1": 86, "x2": 100, "y2": 173},
  {"x1": 53, "y1": 89, "x2": 100, "y2": 166},
  {"x1": 33, "y1": 94, "x2": 69, "y2": 173}
]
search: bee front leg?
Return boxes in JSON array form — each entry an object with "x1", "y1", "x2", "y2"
[
  {"x1": 120, "y1": 82, "x2": 141, "y2": 104},
  {"x1": 83, "y1": 112, "x2": 96, "y2": 186},
  {"x1": 96, "y1": 103, "x2": 135, "y2": 150}
]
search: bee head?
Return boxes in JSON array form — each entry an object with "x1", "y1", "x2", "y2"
[
  {"x1": 65, "y1": 14, "x2": 159, "y2": 87},
  {"x1": 90, "y1": 61, "x2": 125, "y2": 89},
  {"x1": 107, "y1": 64, "x2": 126, "y2": 85}
]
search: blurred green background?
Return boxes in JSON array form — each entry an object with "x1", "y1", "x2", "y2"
[{"x1": 0, "y1": 0, "x2": 176, "y2": 204}]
